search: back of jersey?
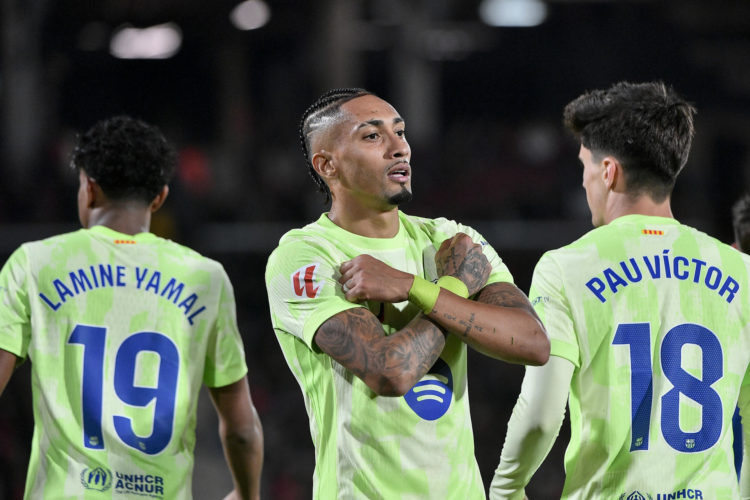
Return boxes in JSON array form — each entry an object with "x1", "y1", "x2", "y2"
[
  {"x1": 531, "y1": 214, "x2": 750, "y2": 499},
  {"x1": 0, "y1": 226, "x2": 247, "y2": 499}
]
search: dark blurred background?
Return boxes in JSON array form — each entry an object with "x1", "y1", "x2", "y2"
[{"x1": 1, "y1": 0, "x2": 749, "y2": 498}]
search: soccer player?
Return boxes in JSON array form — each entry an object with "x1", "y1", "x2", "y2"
[
  {"x1": 0, "y1": 116, "x2": 263, "y2": 499},
  {"x1": 265, "y1": 88, "x2": 550, "y2": 499},
  {"x1": 490, "y1": 81, "x2": 750, "y2": 499}
]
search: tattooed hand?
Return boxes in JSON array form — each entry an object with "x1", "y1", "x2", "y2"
[
  {"x1": 339, "y1": 254, "x2": 414, "y2": 303},
  {"x1": 435, "y1": 233, "x2": 490, "y2": 296}
]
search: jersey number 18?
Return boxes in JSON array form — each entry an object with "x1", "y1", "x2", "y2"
[{"x1": 613, "y1": 322, "x2": 723, "y2": 453}]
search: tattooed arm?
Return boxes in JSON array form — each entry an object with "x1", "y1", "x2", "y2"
[
  {"x1": 335, "y1": 233, "x2": 548, "y2": 366},
  {"x1": 431, "y1": 282, "x2": 548, "y2": 364},
  {"x1": 314, "y1": 308, "x2": 447, "y2": 396},
  {"x1": 430, "y1": 233, "x2": 549, "y2": 365}
]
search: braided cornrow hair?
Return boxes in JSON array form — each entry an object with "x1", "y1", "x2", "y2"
[{"x1": 298, "y1": 87, "x2": 373, "y2": 203}]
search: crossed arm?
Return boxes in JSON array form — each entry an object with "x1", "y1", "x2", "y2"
[{"x1": 314, "y1": 233, "x2": 549, "y2": 396}]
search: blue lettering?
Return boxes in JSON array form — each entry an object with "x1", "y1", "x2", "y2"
[
  {"x1": 155, "y1": 476, "x2": 163, "y2": 485},
  {"x1": 115, "y1": 479, "x2": 124, "y2": 489},
  {"x1": 145, "y1": 271, "x2": 161, "y2": 294},
  {"x1": 156, "y1": 485, "x2": 164, "y2": 495},
  {"x1": 619, "y1": 258, "x2": 642, "y2": 282},
  {"x1": 135, "y1": 267, "x2": 148, "y2": 289},
  {"x1": 691, "y1": 258, "x2": 706, "y2": 283},
  {"x1": 53, "y1": 279, "x2": 74, "y2": 302},
  {"x1": 705, "y1": 266, "x2": 722, "y2": 290},
  {"x1": 662, "y1": 250, "x2": 672, "y2": 278},
  {"x1": 673, "y1": 256, "x2": 689, "y2": 280},
  {"x1": 586, "y1": 277, "x2": 607, "y2": 303},
  {"x1": 719, "y1": 276, "x2": 739, "y2": 303},
  {"x1": 99, "y1": 264, "x2": 114, "y2": 287},
  {"x1": 161, "y1": 278, "x2": 184, "y2": 303},
  {"x1": 687, "y1": 490, "x2": 694, "y2": 499},
  {"x1": 604, "y1": 267, "x2": 628, "y2": 294},
  {"x1": 89, "y1": 266, "x2": 99, "y2": 287},
  {"x1": 695, "y1": 490, "x2": 702, "y2": 499},
  {"x1": 643, "y1": 255, "x2": 661, "y2": 278},
  {"x1": 676, "y1": 489, "x2": 686, "y2": 499},
  {"x1": 116, "y1": 265, "x2": 126, "y2": 287},
  {"x1": 187, "y1": 306, "x2": 206, "y2": 325},
  {"x1": 69, "y1": 269, "x2": 92, "y2": 294},
  {"x1": 39, "y1": 292, "x2": 61, "y2": 311},
  {"x1": 178, "y1": 293, "x2": 198, "y2": 315}
]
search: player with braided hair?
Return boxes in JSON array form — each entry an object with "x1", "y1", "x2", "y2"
[
  {"x1": 491, "y1": 81, "x2": 750, "y2": 499},
  {"x1": 266, "y1": 89, "x2": 549, "y2": 499},
  {"x1": 298, "y1": 87, "x2": 372, "y2": 203},
  {"x1": 0, "y1": 116, "x2": 264, "y2": 499}
]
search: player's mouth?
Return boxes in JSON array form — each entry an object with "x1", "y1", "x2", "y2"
[{"x1": 386, "y1": 162, "x2": 411, "y2": 183}]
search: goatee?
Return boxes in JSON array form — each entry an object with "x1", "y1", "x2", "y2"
[{"x1": 387, "y1": 188, "x2": 413, "y2": 206}]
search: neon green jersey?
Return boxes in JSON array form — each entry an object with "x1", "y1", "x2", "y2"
[
  {"x1": 0, "y1": 225, "x2": 247, "y2": 499},
  {"x1": 265, "y1": 211, "x2": 513, "y2": 499},
  {"x1": 530, "y1": 214, "x2": 750, "y2": 499}
]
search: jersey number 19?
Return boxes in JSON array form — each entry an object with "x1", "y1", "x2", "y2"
[{"x1": 68, "y1": 324, "x2": 179, "y2": 455}]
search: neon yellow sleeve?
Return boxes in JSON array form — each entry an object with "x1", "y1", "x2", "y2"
[{"x1": 490, "y1": 355, "x2": 574, "y2": 500}]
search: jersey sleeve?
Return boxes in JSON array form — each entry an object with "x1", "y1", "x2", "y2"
[
  {"x1": 0, "y1": 246, "x2": 31, "y2": 359},
  {"x1": 528, "y1": 252, "x2": 580, "y2": 367},
  {"x1": 265, "y1": 239, "x2": 363, "y2": 351},
  {"x1": 203, "y1": 266, "x2": 248, "y2": 387},
  {"x1": 454, "y1": 222, "x2": 514, "y2": 286}
]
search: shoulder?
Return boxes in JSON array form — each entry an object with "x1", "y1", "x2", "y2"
[{"x1": 398, "y1": 212, "x2": 488, "y2": 243}]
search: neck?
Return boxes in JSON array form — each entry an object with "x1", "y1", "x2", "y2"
[
  {"x1": 328, "y1": 201, "x2": 400, "y2": 238},
  {"x1": 87, "y1": 204, "x2": 152, "y2": 235},
  {"x1": 605, "y1": 193, "x2": 673, "y2": 224}
]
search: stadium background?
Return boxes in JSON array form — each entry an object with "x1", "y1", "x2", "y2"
[{"x1": 1, "y1": 0, "x2": 749, "y2": 498}]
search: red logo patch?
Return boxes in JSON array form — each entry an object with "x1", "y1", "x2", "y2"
[{"x1": 291, "y1": 264, "x2": 323, "y2": 298}]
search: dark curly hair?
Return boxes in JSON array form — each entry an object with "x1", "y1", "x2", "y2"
[
  {"x1": 298, "y1": 88, "x2": 374, "y2": 204},
  {"x1": 563, "y1": 81, "x2": 696, "y2": 202},
  {"x1": 733, "y1": 194, "x2": 750, "y2": 253},
  {"x1": 71, "y1": 115, "x2": 176, "y2": 204}
]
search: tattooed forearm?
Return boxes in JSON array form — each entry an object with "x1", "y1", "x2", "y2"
[
  {"x1": 314, "y1": 308, "x2": 446, "y2": 395},
  {"x1": 476, "y1": 282, "x2": 540, "y2": 319}
]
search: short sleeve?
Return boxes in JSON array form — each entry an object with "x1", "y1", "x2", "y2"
[
  {"x1": 265, "y1": 239, "x2": 363, "y2": 350},
  {"x1": 0, "y1": 247, "x2": 32, "y2": 359},
  {"x1": 529, "y1": 252, "x2": 580, "y2": 367},
  {"x1": 203, "y1": 266, "x2": 248, "y2": 387}
]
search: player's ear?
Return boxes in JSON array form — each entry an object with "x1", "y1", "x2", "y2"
[
  {"x1": 149, "y1": 185, "x2": 169, "y2": 213},
  {"x1": 311, "y1": 150, "x2": 337, "y2": 180},
  {"x1": 81, "y1": 172, "x2": 101, "y2": 209},
  {"x1": 601, "y1": 156, "x2": 619, "y2": 190}
]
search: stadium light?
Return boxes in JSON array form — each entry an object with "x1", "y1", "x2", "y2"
[
  {"x1": 109, "y1": 23, "x2": 182, "y2": 59},
  {"x1": 479, "y1": 0, "x2": 548, "y2": 27},
  {"x1": 230, "y1": 0, "x2": 271, "y2": 31}
]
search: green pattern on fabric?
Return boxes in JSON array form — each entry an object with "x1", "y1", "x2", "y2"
[
  {"x1": 0, "y1": 225, "x2": 247, "y2": 499},
  {"x1": 529, "y1": 215, "x2": 750, "y2": 499},
  {"x1": 265, "y1": 211, "x2": 512, "y2": 499}
]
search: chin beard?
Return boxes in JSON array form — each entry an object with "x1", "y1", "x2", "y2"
[{"x1": 387, "y1": 188, "x2": 413, "y2": 206}]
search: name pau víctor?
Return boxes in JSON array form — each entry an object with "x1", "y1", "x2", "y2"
[{"x1": 38, "y1": 264, "x2": 206, "y2": 324}]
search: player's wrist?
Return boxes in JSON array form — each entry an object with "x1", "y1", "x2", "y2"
[
  {"x1": 437, "y1": 275, "x2": 469, "y2": 299},
  {"x1": 408, "y1": 275, "x2": 441, "y2": 314}
]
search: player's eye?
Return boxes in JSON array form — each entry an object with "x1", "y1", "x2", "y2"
[
  {"x1": 395, "y1": 129, "x2": 406, "y2": 137},
  {"x1": 364, "y1": 132, "x2": 379, "y2": 140}
]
